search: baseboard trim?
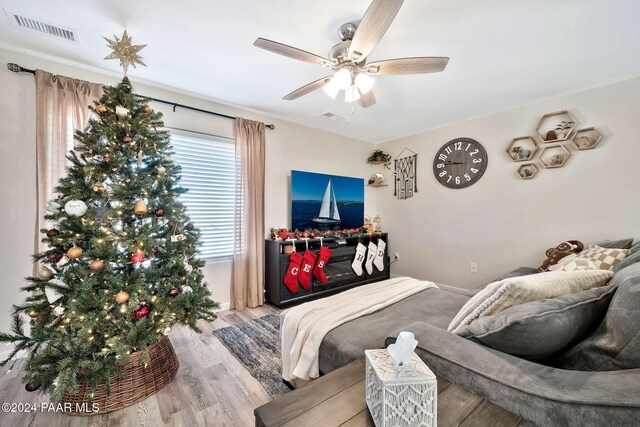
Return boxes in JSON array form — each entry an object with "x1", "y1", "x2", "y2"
[{"x1": 216, "y1": 302, "x2": 231, "y2": 312}]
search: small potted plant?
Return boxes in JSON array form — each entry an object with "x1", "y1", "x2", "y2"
[
  {"x1": 511, "y1": 146, "x2": 523, "y2": 160},
  {"x1": 554, "y1": 120, "x2": 575, "y2": 139},
  {"x1": 367, "y1": 149, "x2": 392, "y2": 169}
]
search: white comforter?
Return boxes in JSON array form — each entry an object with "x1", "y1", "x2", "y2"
[{"x1": 281, "y1": 276, "x2": 438, "y2": 381}]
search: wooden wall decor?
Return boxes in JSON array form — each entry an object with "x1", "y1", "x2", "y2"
[{"x1": 394, "y1": 148, "x2": 418, "y2": 199}]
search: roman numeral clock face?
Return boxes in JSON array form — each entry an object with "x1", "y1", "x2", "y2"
[{"x1": 432, "y1": 138, "x2": 488, "y2": 189}]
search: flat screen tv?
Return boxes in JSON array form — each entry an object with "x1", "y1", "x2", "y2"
[{"x1": 291, "y1": 170, "x2": 364, "y2": 230}]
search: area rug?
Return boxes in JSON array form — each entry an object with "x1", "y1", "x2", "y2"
[{"x1": 213, "y1": 314, "x2": 291, "y2": 399}]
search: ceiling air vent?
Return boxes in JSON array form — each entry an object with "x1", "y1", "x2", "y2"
[
  {"x1": 319, "y1": 112, "x2": 347, "y2": 123},
  {"x1": 4, "y1": 9, "x2": 78, "y2": 42}
]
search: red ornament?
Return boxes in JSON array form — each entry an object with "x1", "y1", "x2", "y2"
[
  {"x1": 310, "y1": 232, "x2": 316, "y2": 238},
  {"x1": 46, "y1": 229, "x2": 60, "y2": 237},
  {"x1": 185, "y1": 223, "x2": 194, "y2": 231},
  {"x1": 168, "y1": 287, "x2": 180, "y2": 297},
  {"x1": 154, "y1": 208, "x2": 164, "y2": 217},
  {"x1": 122, "y1": 135, "x2": 132, "y2": 143},
  {"x1": 133, "y1": 302, "x2": 151, "y2": 320},
  {"x1": 342, "y1": 230, "x2": 348, "y2": 235},
  {"x1": 301, "y1": 232, "x2": 309, "y2": 238},
  {"x1": 131, "y1": 251, "x2": 145, "y2": 263},
  {"x1": 47, "y1": 253, "x2": 64, "y2": 264}
]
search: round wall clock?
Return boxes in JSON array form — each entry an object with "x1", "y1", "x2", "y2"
[{"x1": 432, "y1": 138, "x2": 488, "y2": 189}]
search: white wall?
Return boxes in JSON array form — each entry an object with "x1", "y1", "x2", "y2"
[
  {"x1": 377, "y1": 77, "x2": 640, "y2": 289},
  {"x1": 0, "y1": 48, "x2": 377, "y2": 345}
]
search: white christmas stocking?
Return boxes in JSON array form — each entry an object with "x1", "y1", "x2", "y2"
[
  {"x1": 373, "y1": 240, "x2": 386, "y2": 271},
  {"x1": 352, "y1": 243, "x2": 367, "y2": 276},
  {"x1": 365, "y1": 242, "x2": 377, "y2": 275}
]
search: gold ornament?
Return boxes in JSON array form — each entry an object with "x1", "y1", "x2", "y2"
[
  {"x1": 38, "y1": 268, "x2": 53, "y2": 280},
  {"x1": 95, "y1": 105, "x2": 108, "y2": 114},
  {"x1": 67, "y1": 246, "x2": 83, "y2": 259},
  {"x1": 143, "y1": 106, "x2": 152, "y2": 114},
  {"x1": 89, "y1": 260, "x2": 105, "y2": 272},
  {"x1": 134, "y1": 199, "x2": 148, "y2": 215},
  {"x1": 115, "y1": 291, "x2": 129, "y2": 304},
  {"x1": 93, "y1": 183, "x2": 106, "y2": 193},
  {"x1": 103, "y1": 30, "x2": 147, "y2": 75}
]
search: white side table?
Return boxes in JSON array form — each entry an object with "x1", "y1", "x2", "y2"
[{"x1": 365, "y1": 349, "x2": 437, "y2": 427}]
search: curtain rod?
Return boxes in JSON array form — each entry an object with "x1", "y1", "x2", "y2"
[{"x1": 7, "y1": 63, "x2": 275, "y2": 130}]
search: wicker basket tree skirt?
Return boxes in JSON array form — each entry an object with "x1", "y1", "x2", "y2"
[{"x1": 59, "y1": 335, "x2": 179, "y2": 415}]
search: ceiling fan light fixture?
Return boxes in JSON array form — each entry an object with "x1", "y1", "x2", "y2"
[
  {"x1": 333, "y1": 68, "x2": 352, "y2": 90},
  {"x1": 355, "y1": 72, "x2": 375, "y2": 94},
  {"x1": 345, "y1": 84, "x2": 361, "y2": 103},
  {"x1": 322, "y1": 78, "x2": 340, "y2": 99}
]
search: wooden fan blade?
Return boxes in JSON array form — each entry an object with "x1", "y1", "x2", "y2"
[
  {"x1": 358, "y1": 89, "x2": 376, "y2": 108},
  {"x1": 365, "y1": 57, "x2": 449, "y2": 75},
  {"x1": 348, "y1": 0, "x2": 404, "y2": 62},
  {"x1": 254, "y1": 38, "x2": 333, "y2": 67},
  {"x1": 283, "y1": 77, "x2": 332, "y2": 100}
]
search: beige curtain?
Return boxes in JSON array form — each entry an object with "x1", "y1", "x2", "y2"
[
  {"x1": 35, "y1": 71, "x2": 103, "y2": 256},
  {"x1": 231, "y1": 118, "x2": 266, "y2": 310}
]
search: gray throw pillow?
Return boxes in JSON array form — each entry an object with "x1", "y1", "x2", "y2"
[
  {"x1": 629, "y1": 240, "x2": 640, "y2": 254},
  {"x1": 558, "y1": 263, "x2": 640, "y2": 370},
  {"x1": 465, "y1": 267, "x2": 539, "y2": 297},
  {"x1": 613, "y1": 250, "x2": 640, "y2": 273},
  {"x1": 590, "y1": 238, "x2": 634, "y2": 249},
  {"x1": 456, "y1": 285, "x2": 616, "y2": 360}
]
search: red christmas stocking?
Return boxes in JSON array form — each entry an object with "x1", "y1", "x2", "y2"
[
  {"x1": 283, "y1": 252, "x2": 303, "y2": 293},
  {"x1": 313, "y1": 247, "x2": 333, "y2": 285},
  {"x1": 299, "y1": 250, "x2": 317, "y2": 290}
]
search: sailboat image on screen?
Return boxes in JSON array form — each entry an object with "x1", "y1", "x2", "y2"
[{"x1": 312, "y1": 179, "x2": 341, "y2": 225}]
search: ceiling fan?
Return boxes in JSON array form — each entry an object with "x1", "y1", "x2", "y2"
[{"x1": 254, "y1": 0, "x2": 449, "y2": 108}]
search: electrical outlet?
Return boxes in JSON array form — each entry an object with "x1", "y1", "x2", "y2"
[
  {"x1": 470, "y1": 262, "x2": 478, "y2": 273},
  {"x1": 394, "y1": 252, "x2": 400, "y2": 260}
]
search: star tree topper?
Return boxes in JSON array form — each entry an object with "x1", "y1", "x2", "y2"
[{"x1": 104, "y1": 30, "x2": 147, "y2": 75}]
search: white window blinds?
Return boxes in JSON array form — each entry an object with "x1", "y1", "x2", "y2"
[{"x1": 170, "y1": 131, "x2": 235, "y2": 260}]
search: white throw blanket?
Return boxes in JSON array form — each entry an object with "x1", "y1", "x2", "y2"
[{"x1": 281, "y1": 277, "x2": 438, "y2": 381}]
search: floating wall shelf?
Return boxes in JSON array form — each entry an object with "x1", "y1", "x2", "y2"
[
  {"x1": 507, "y1": 136, "x2": 539, "y2": 162},
  {"x1": 536, "y1": 110, "x2": 578, "y2": 143},
  {"x1": 539, "y1": 145, "x2": 571, "y2": 169},
  {"x1": 517, "y1": 163, "x2": 539, "y2": 179},
  {"x1": 571, "y1": 127, "x2": 604, "y2": 150}
]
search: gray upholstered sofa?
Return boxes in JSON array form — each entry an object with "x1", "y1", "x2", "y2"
[{"x1": 318, "y1": 246, "x2": 640, "y2": 427}]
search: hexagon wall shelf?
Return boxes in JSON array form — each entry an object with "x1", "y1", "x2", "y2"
[
  {"x1": 539, "y1": 145, "x2": 571, "y2": 169},
  {"x1": 517, "y1": 163, "x2": 539, "y2": 179},
  {"x1": 571, "y1": 127, "x2": 604, "y2": 150},
  {"x1": 536, "y1": 110, "x2": 578, "y2": 143},
  {"x1": 507, "y1": 136, "x2": 539, "y2": 162}
]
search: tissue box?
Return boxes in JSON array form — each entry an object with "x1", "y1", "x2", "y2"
[{"x1": 365, "y1": 349, "x2": 437, "y2": 427}]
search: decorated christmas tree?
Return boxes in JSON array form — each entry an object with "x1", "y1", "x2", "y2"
[{"x1": 0, "y1": 32, "x2": 218, "y2": 403}]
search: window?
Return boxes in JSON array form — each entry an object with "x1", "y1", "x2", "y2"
[{"x1": 170, "y1": 131, "x2": 235, "y2": 260}]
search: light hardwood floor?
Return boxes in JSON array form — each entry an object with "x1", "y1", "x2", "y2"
[
  {"x1": 0, "y1": 305, "x2": 279, "y2": 427},
  {"x1": 0, "y1": 306, "x2": 531, "y2": 427}
]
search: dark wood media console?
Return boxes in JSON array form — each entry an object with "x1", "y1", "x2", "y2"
[{"x1": 264, "y1": 233, "x2": 390, "y2": 307}]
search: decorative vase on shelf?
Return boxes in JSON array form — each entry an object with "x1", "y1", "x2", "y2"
[
  {"x1": 520, "y1": 149, "x2": 531, "y2": 159},
  {"x1": 545, "y1": 130, "x2": 557, "y2": 141}
]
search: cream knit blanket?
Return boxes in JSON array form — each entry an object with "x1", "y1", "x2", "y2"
[{"x1": 281, "y1": 277, "x2": 438, "y2": 381}]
